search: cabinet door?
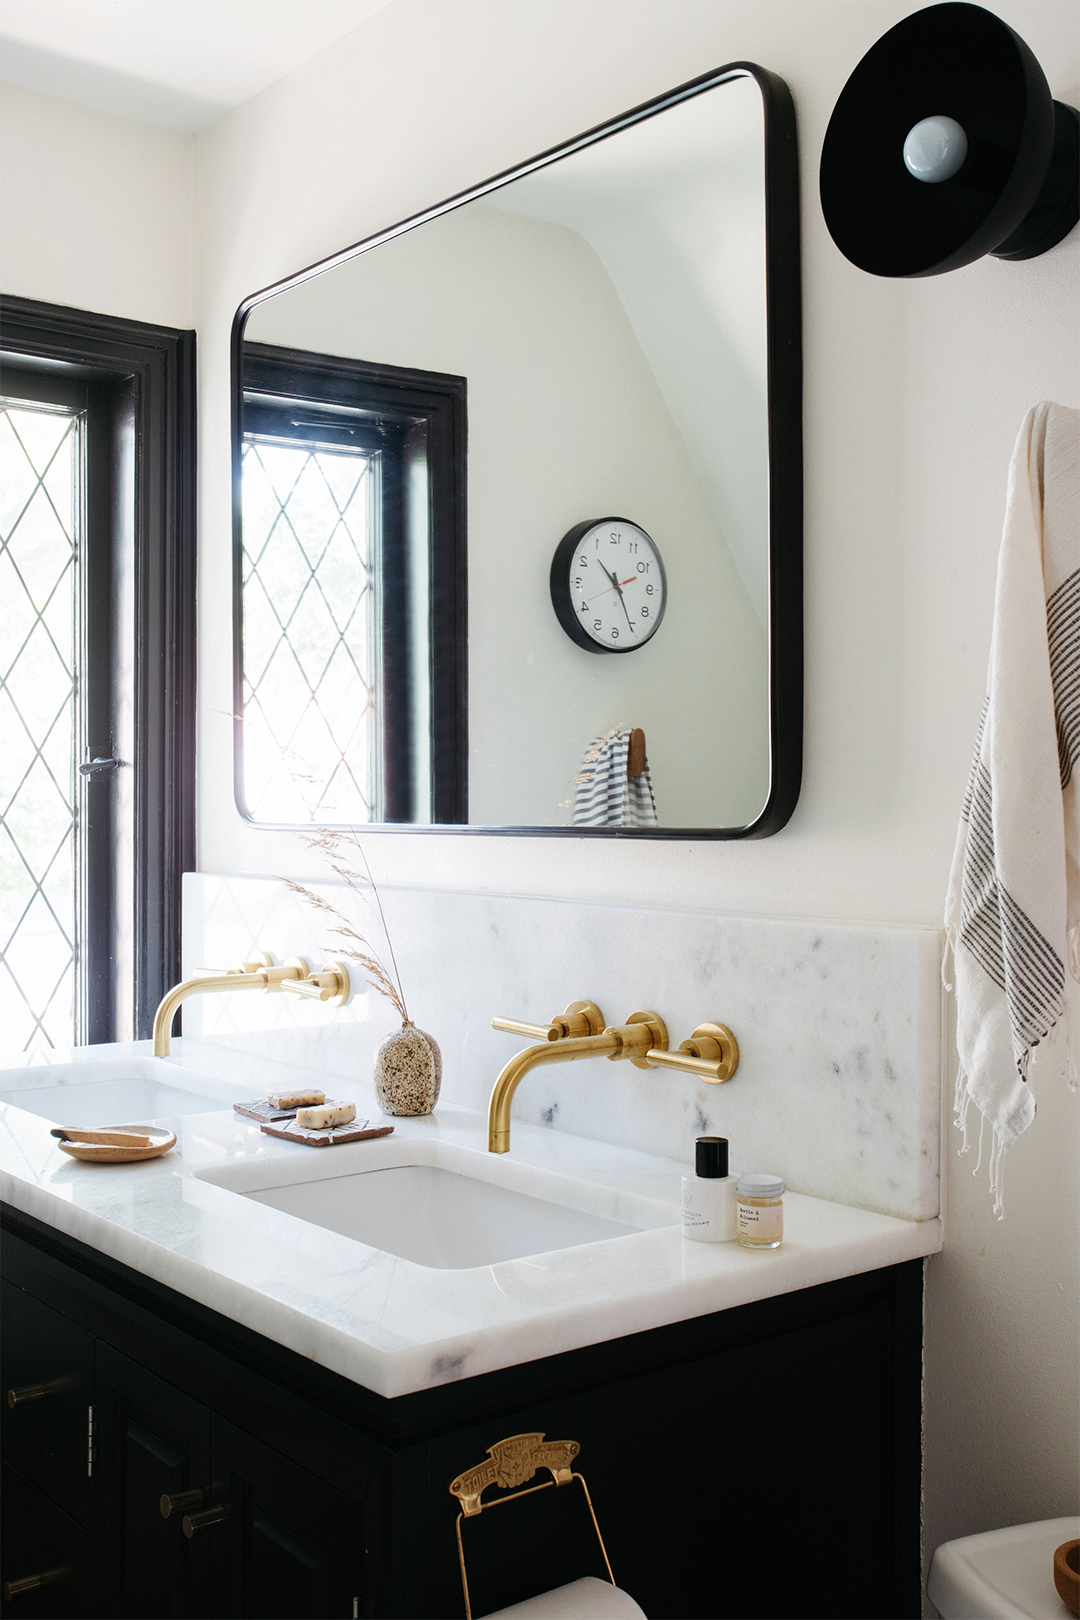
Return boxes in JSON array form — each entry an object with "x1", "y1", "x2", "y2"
[
  {"x1": 0, "y1": 1281, "x2": 93, "y2": 1524},
  {"x1": 208, "y1": 1417, "x2": 365, "y2": 1620},
  {"x1": 95, "y1": 1345, "x2": 212, "y2": 1619},
  {"x1": 0, "y1": 1462, "x2": 90, "y2": 1620},
  {"x1": 424, "y1": 1286, "x2": 918, "y2": 1620}
]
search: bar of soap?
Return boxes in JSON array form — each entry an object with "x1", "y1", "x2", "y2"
[
  {"x1": 295, "y1": 1100, "x2": 356, "y2": 1129},
  {"x1": 267, "y1": 1089, "x2": 325, "y2": 1110}
]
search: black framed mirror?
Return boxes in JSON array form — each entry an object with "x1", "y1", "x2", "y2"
[{"x1": 231, "y1": 60, "x2": 801, "y2": 838}]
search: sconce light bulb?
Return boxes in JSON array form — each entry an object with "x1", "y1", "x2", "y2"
[{"x1": 903, "y1": 115, "x2": 969, "y2": 183}]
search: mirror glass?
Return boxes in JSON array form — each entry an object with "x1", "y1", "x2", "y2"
[{"x1": 234, "y1": 64, "x2": 801, "y2": 836}]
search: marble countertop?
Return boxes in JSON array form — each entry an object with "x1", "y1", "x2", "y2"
[{"x1": 0, "y1": 1039, "x2": 943, "y2": 1400}]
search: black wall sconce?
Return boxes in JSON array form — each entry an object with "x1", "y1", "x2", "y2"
[{"x1": 820, "y1": 1, "x2": 1079, "y2": 276}]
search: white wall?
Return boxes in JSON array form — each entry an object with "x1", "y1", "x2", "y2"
[
  {"x1": 0, "y1": 81, "x2": 193, "y2": 329},
  {"x1": 3, "y1": 0, "x2": 1077, "y2": 1596},
  {"x1": 192, "y1": 0, "x2": 1080, "y2": 1584}
]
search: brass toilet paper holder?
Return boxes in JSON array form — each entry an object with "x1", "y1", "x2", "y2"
[{"x1": 448, "y1": 1432, "x2": 615, "y2": 1619}]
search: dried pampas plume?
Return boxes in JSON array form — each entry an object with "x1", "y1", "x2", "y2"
[{"x1": 281, "y1": 830, "x2": 410, "y2": 1023}]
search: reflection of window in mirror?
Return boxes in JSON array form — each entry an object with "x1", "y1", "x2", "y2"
[{"x1": 239, "y1": 346, "x2": 467, "y2": 826}]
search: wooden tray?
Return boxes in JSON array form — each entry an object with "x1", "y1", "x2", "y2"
[{"x1": 54, "y1": 1124, "x2": 177, "y2": 1163}]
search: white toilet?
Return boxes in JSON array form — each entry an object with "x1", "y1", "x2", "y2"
[{"x1": 928, "y1": 1516, "x2": 1079, "y2": 1619}]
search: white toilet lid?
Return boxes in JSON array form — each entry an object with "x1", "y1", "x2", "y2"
[{"x1": 928, "y1": 1516, "x2": 1079, "y2": 1619}]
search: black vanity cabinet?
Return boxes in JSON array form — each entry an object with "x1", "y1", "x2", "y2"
[{"x1": 0, "y1": 1205, "x2": 923, "y2": 1620}]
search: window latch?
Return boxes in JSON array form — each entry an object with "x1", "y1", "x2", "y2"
[{"x1": 79, "y1": 758, "x2": 125, "y2": 776}]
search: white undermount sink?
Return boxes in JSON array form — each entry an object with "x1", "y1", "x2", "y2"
[
  {"x1": 0, "y1": 1055, "x2": 237, "y2": 1127},
  {"x1": 192, "y1": 1140, "x2": 671, "y2": 1270}
]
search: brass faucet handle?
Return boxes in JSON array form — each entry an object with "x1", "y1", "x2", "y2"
[
  {"x1": 228, "y1": 953, "x2": 275, "y2": 975},
  {"x1": 644, "y1": 1022, "x2": 739, "y2": 1083},
  {"x1": 491, "y1": 1001, "x2": 606, "y2": 1043},
  {"x1": 608, "y1": 1010, "x2": 669, "y2": 1070},
  {"x1": 680, "y1": 1023, "x2": 739, "y2": 1079},
  {"x1": 279, "y1": 961, "x2": 350, "y2": 1005},
  {"x1": 549, "y1": 1000, "x2": 605, "y2": 1039}
]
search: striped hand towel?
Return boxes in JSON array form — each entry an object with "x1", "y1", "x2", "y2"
[
  {"x1": 945, "y1": 401, "x2": 1079, "y2": 1216},
  {"x1": 572, "y1": 729, "x2": 658, "y2": 828}
]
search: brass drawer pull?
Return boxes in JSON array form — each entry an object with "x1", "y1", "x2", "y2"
[
  {"x1": 160, "y1": 1487, "x2": 206, "y2": 1519},
  {"x1": 6, "y1": 1383, "x2": 48, "y2": 1409},
  {"x1": 182, "y1": 1504, "x2": 231, "y2": 1539},
  {"x1": 3, "y1": 1565, "x2": 74, "y2": 1600}
]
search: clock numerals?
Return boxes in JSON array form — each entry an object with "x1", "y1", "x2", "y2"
[{"x1": 553, "y1": 518, "x2": 665, "y2": 654}]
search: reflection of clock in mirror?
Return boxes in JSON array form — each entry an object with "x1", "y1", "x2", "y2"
[{"x1": 550, "y1": 517, "x2": 667, "y2": 654}]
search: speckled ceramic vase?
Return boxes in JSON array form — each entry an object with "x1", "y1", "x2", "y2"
[{"x1": 373, "y1": 1022, "x2": 442, "y2": 1117}]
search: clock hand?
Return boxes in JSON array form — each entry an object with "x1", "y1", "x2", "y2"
[
  {"x1": 604, "y1": 566, "x2": 636, "y2": 633},
  {"x1": 584, "y1": 574, "x2": 637, "y2": 604}
]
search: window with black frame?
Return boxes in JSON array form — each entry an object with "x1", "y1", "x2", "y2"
[
  {"x1": 238, "y1": 347, "x2": 467, "y2": 827},
  {"x1": 0, "y1": 298, "x2": 195, "y2": 1046}
]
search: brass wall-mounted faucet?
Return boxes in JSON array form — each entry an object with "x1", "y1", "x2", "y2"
[
  {"x1": 151, "y1": 952, "x2": 350, "y2": 1057},
  {"x1": 487, "y1": 1002, "x2": 738, "y2": 1153}
]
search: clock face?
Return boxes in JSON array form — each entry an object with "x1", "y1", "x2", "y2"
[{"x1": 550, "y1": 518, "x2": 667, "y2": 654}]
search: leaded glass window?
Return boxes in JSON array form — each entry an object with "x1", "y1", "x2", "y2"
[
  {"x1": 0, "y1": 395, "x2": 81, "y2": 1051},
  {"x1": 237, "y1": 346, "x2": 466, "y2": 828},
  {"x1": 241, "y1": 433, "x2": 379, "y2": 823}
]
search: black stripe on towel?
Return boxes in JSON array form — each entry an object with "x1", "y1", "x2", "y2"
[
  {"x1": 957, "y1": 758, "x2": 1066, "y2": 1070},
  {"x1": 1047, "y1": 568, "x2": 1080, "y2": 788}
]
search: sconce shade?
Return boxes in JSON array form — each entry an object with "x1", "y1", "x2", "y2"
[{"x1": 820, "y1": 2, "x2": 1079, "y2": 276}]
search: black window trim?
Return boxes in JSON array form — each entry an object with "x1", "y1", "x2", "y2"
[
  {"x1": 1, "y1": 295, "x2": 196, "y2": 1040},
  {"x1": 237, "y1": 343, "x2": 468, "y2": 826}
]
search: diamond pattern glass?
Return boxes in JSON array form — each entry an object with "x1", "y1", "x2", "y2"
[
  {"x1": 0, "y1": 399, "x2": 79, "y2": 1052},
  {"x1": 242, "y1": 437, "x2": 377, "y2": 823}
]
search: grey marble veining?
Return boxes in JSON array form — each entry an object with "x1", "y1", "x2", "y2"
[
  {"x1": 182, "y1": 876, "x2": 942, "y2": 1221},
  {"x1": 0, "y1": 1073, "x2": 942, "y2": 1398}
]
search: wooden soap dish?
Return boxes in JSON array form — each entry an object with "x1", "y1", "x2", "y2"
[{"x1": 52, "y1": 1124, "x2": 177, "y2": 1163}]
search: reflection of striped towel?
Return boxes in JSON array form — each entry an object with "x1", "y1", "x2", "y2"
[
  {"x1": 945, "y1": 402, "x2": 1079, "y2": 1216},
  {"x1": 572, "y1": 729, "x2": 657, "y2": 827}
]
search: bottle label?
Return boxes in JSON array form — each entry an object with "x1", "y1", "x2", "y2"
[{"x1": 736, "y1": 1200, "x2": 783, "y2": 1243}]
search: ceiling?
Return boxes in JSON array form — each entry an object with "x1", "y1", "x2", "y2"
[{"x1": 0, "y1": 0, "x2": 395, "y2": 132}]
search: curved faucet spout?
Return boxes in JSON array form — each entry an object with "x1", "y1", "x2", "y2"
[
  {"x1": 487, "y1": 1030, "x2": 622, "y2": 1153},
  {"x1": 152, "y1": 971, "x2": 269, "y2": 1057}
]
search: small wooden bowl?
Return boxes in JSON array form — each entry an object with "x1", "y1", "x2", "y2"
[
  {"x1": 1055, "y1": 1539, "x2": 1080, "y2": 1617},
  {"x1": 55, "y1": 1124, "x2": 177, "y2": 1163}
]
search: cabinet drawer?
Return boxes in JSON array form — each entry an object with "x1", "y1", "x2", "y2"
[
  {"x1": 0, "y1": 1283, "x2": 93, "y2": 1523},
  {"x1": 0, "y1": 1462, "x2": 90, "y2": 1620}
]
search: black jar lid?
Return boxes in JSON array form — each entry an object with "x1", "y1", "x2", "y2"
[{"x1": 695, "y1": 1136, "x2": 728, "y2": 1179}]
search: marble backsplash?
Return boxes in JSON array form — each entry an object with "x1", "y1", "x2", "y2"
[{"x1": 181, "y1": 874, "x2": 943, "y2": 1222}]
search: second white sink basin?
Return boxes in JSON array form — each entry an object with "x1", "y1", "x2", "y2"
[{"x1": 0, "y1": 1056, "x2": 232, "y2": 1127}]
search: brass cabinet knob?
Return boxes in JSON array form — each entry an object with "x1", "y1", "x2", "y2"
[
  {"x1": 160, "y1": 1487, "x2": 206, "y2": 1519},
  {"x1": 3, "y1": 1565, "x2": 74, "y2": 1600},
  {"x1": 6, "y1": 1383, "x2": 49, "y2": 1409},
  {"x1": 182, "y1": 1503, "x2": 231, "y2": 1539}
]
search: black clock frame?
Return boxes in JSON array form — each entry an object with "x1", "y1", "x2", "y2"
[
  {"x1": 550, "y1": 517, "x2": 668, "y2": 654},
  {"x1": 232, "y1": 59, "x2": 801, "y2": 839}
]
